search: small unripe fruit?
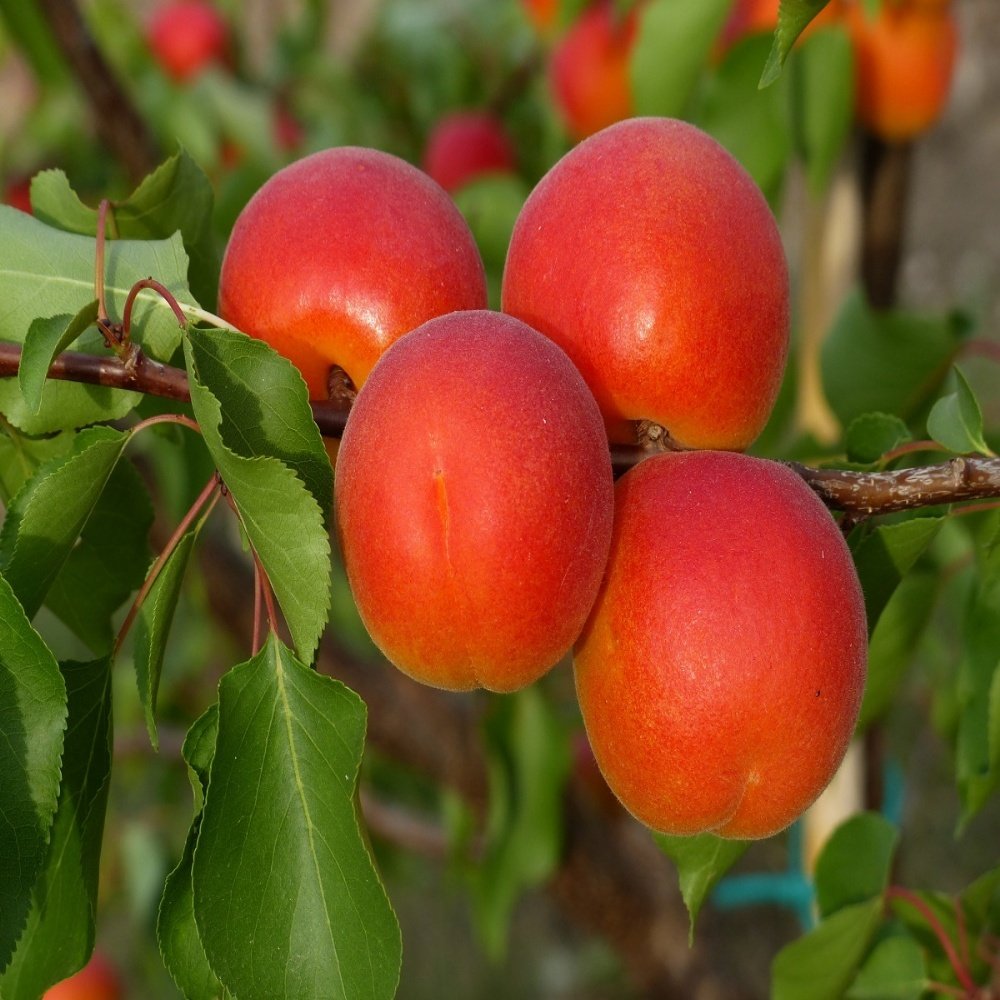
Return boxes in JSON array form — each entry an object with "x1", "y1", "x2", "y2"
[
  {"x1": 146, "y1": 1, "x2": 229, "y2": 82},
  {"x1": 422, "y1": 111, "x2": 517, "y2": 193},
  {"x1": 574, "y1": 451, "x2": 867, "y2": 840},
  {"x1": 549, "y1": 2, "x2": 638, "y2": 140},
  {"x1": 502, "y1": 117, "x2": 789, "y2": 450},
  {"x1": 335, "y1": 310, "x2": 614, "y2": 693},
  {"x1": 219, "y1": 147, "x2": 488, "y2": 399}
]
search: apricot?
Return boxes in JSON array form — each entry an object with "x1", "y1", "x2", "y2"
[
  {"x1": 335, "y1": 310, "x2": 614, "y2": 693},
  {"x1": 502, "y1": 117, "x2": 789, "y2": 450},
  {"x1": 43, "y1": 953, "x2": 122, "y2": 1000},
  {"x1": 218, "y1": 147, "x2": 487, "y2": 399},
  {"x1": 522, "y1": 0, "x2": 559, "y2": 36},
  {"x1": 146, "y1": 1, "x2": 229, "y2": 82},
  {"x1": 422, "y1": 111, "x2": 516, "y2": 193},
  {"x1": 574, "y1": 451, "x2": 867, "y2": 840},
  {"x1": 843, "y1": 0, "x2": 958, "y2": 142},
  {"x1": 549, "y1": 2, "x2": 638, "y2": 140}
]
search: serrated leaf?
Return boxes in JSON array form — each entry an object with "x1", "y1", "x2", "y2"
[
  {"x1": 158, "y1": 707, "x2": 223, "y2": 1000},
  {"x1": 631, "y1": 0, "x2": 733, "y2": 119},
  {"x1": 18, "y1": 302, "x2": 99, "y2": 415},
  {"x1": 848, "y1": 516, "x2": 944, "y2": 634},
  {"x1": 44, "y1": 459, "x2": 154, "y2": 655},
  {"x1": 761, "y1": 0, "x2": 834, "y2": 87},
  {"x1": 134, "y1": 532, "x2": 197, "y2": 751},
  {"x1": 0, "y1": 571, "x2": 67, "y2": 972},
  {"x1": 32, "y1": 152, "x2": 219, "y2": 309},
  {"x1": 822, "y1": 291, "x2": 969, "y2": 429},
  {"x1": 472, "y1": 688, "x2": 571, "y2": 958},
  {"x1": 698, "y1": 34, "x2": 793, "y2": 206},
  {"x1": 185, "y1": 326, "x2": 332, "y2": 525},
  {"x1": 772, "y1": 899, "x2": 883, "y2": 1000},
  {"x1": 656, "y1": 832, "x2": 749, "y2": 942},
  {"x1": 0, "y1": 429, "x2": 76, "y2": 505},
  {"x1": 0, "y1": 208, "x2": 193, "y2": 432},
  {"x1": 183, "y1": 335, "x2": 331, "y2": 660},
  {"x1": 0, "y1": 426, "x2": 127, "y2": 619},
  {"x1": 845, "y1": 413, "x2": 912, "y2": 465},
  {"x1": 814, "y1": 813, "x2": 898, "y2": 919},
  {"x1": 846, "y1": 933, "x2": 928, "y2": 1000},
  {"x1": 927, "y1": 367, "x2": 993, "y2": 457},
  {"x1": 791, "y1": 24, "x2": 854, "y2": 194},
  {"x1": 192, "y1": 635, "x2": 401, "y2": 1000},
  {"x1": 0, "y1": 658, "x2": 112, "y2": 998}
]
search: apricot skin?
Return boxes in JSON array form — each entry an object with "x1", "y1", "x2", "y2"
[
  {"x1": 218, "y1": 147, "x2": 487, "y2": 399},
  {"x1": 502, "y1": 117, "x2": 789, "y2": 451},
  {"x1": 574, "y1": 451, "x2": 867, "y2": 840},
  {"x1": 335, "y1": 311, "x2": 614, "y2": 693},
  {"x1": 422, "y1": 111, "x2": 516, "y2": 193}
]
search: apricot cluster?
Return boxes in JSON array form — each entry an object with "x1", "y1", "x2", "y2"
[{"x1": 219, "y1": 117, "x2": 867, "y2": 840}]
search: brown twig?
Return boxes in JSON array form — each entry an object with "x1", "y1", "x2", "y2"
[{"x1": 35, "y1": 0, "x2": 160, "y2": 184}]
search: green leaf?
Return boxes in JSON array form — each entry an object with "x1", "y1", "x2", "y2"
[
  {"x1": 133, "y1": 532, "x2": 197, "y2": 751},
  {"x1": 845, "y1": 413, "x2": 912, "y2": 465},
  {"x1": 859, "y1": 571, "x2": 937, "y2": 729},
  {"x1": 822, "y1": 291, "x2": 969, "y2": 429},
  {"x1": 0, "y1": 429, "x2": 76, "y2": 505},
  {"x1": 772, "y1": 899, "x2": 883, "y2": 1000},
  {"x1": 0, "y1": 659, "x2": 112, "y2": 998},
  {"x1": 44, "y1": 459, "x2": 154, "y2": 655},
  {"x1": 32, "y1": 153, "x2": 219, "y2": 309},
  {"x1": 814, "y1": 813, "x2": 898, "y2": 919},
  {"x1": 790, "y1": 24, "x2": 854, "y2": 194},
  {"x1": 846, "y1": 933, "x2": 928, "y2": 1000},
  {"x1": 0, "y1": 208, "x2": 192, "y2": 432},
  {"x1": 655, "y1": 832, "x2": 749, "y2": 942},
  {"x1": 631, "y1": 0, "x2": 733, "y2": 119},
  {"x1": 697, "y1": 34, "x2": 792, "y2": 205},
  {"x1": 0, "y1": 571, "x2": 67, "y2": 972},
  {"x1": 761, "y1": 0, "x2": 834, "y2": 87},
  {"x1": 185, "y1": 326, "x2": 332, "y2": 525},
  {"x1": 158, "y1": 707, "x2": 223, "y2": 1000},
  {"x1": 192, "y1": 636, "x2": 401, "y2": 1000},
  {"x1": 0, "y1": 0, "x2": 67, "y2": 85},
  {"x1": 183, "y1": 335, "x2": 331, "y2": 660},
  {"x1": 472, "y1": 688, "x2": 571, "y2": 958},
  {"x1": 18, "y1": 302, "x2": 99, "y2": 416},
  {"x1": 926, "y1": 367, "x2": 993, "y2": 456},
  {"x1": 848, "y1": 515, "x2": 944, "y2": 634},
  {"x1": 0, "y1": 426, "x2": 127, "y2": 619}
]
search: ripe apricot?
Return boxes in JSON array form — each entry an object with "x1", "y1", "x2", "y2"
[
  {"x1": 218, "y1": 147, "x2": 487, "y2": 399},
  {"x1": 843, "y1": 0, "x2": 958, "y2": 142},
  {"x1": 146, "y1": 1, "x2": 229, "y2": 82},
  {"x1": 502, "y1": 117, "x2": 789, "y2": 450},
  {"x1": 549, "y1": 2, "x2": 638, "y2": 139},
  {"x1": 574, "y1": 451, "x2": 867, "y2": 839},
  {"x1": 335, "y1": 310, "x2": 614, "y2": 693},
  {"x1": 43, "y1": 953, "x2": 122, "y2": 1000},
  {"x1": 422, "y1": 111, "x2": 516, "y2": 193}
]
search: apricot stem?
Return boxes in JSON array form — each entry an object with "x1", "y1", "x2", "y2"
[
  {"x1": 122, "y1": 278, "x2": 188, "y2": 348},
  {"x1": 129, "y1": 412, "x2": 202, "y2": 437}
]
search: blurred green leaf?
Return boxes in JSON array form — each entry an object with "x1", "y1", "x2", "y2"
[
  {"x1": 845, "y1": 413, "x2": 912, "y2": 465},
  {"x1": 0, "y1": 0, "x2": 67, "y2": 85},
  {"x1": 0, "y1": 571, "x2": 67, "y2": 972},
  {"x1": 927, "y1": 367, "x2": 993, "y2": 457},
  {"x1": 655, "y1": 832, "x2": 749, "y2": 942},
  {"x1": 192, "y1": 635, "x2": 401, "y2": 1000},
  {"x1": 790, "y1": 23, "x2": 853, "y2": 193},
  {"x1": 473, "y1": 687, "x2": 571, "y2": 958},
  {"x1": 761, "y1": 0, "x2": 835, "y2": 87},
  {"x1": 814, "y1": 813, "x2": 898, "y2": 919},
  {"x1": 846, "y1": 933, "x2": 928, "y2": 1000},
  {"x1": 772, "y1": 899, "x2": 883, "y2": 1000},
  {"x1": 822, "y1": 290, "x2": 969, "y2": 429},
  {"x1": 631, "y1": 0, "x2": 732, "y2": 119},
  {"x1": 0, "y1": 659, "x2": 111, "y2": 999},
  {"x1": 18, "y1": 302, "x2": 99, "y2": 415}
]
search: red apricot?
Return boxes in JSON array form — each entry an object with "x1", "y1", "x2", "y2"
[
  {"x1": 522, "y1": 0, "x2": 559, "y2": 35},
  {"x1": 43, "y1": 953, "x2": 122, "y2": 1000},
  {"x1": 843, "y1": 0, "x2": 958, "y2": 142},
  {"x1": 146, "y1": 1, "x2": 229, "y2": 82},
  {"x1": 549, "y1": 2, "x2": 638, "y2": 140},
  {"x1": 335, "y1": 310, "x2": 614, "y2": 693},
  {"x1": 574, "y1": 451, "x2": 867, "y2": 840},
  {"x1": 502, "y1": 117, "x2": 789, "y2": 450},
  {"x1": 422, "y1": 111, "x2": 516, "y2": 193},
  {"x1": 218, "y1": 147, "x2": 488, "y2": 399},
  {"x1": 4, "y1": 178, "x2": 32, "y2": 214}
]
